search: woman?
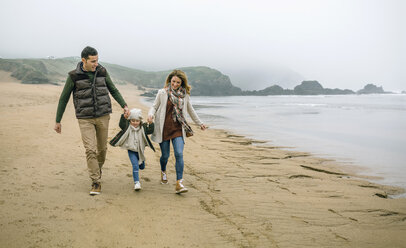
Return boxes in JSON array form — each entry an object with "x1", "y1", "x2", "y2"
[{"x1": 148, "y1": 69, "x2": 207, "y2": 194}]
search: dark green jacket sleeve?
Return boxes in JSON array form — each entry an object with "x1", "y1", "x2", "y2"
[
  {"x1": 143, "y1": 122, "x2": 155, "y2": 135},
  {"x1": 106, "y1": 72, "x2": 127, "y2": 108},
  {"x1": 143, "y1": 122, "x2": 156, "y2": 152},
  {"x1": 119, "y1": 114, "x2": 129, "y2": 130},
  {"x1": 55, "y1": 76, "x2": 74, "y2": 123}
]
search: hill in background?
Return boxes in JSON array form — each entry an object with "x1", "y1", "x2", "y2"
[
  {"x1": 0, "y1": 57, "x2": 391, "y2": 96},
  {"x1": 0, "y1": 57, "x2": 241, "y2": 96}
]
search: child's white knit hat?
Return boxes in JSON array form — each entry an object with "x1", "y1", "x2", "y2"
[{"x1": 129, "y1": 108, "x2": 143, "y2": 120}]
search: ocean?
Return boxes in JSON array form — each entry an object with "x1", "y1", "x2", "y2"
[{"x1": 143, "y1": 94, "x2": 406, "y2": 193}]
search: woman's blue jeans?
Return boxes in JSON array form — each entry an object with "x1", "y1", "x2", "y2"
[
  {"x1": 128, "y1": 150, "x2": 145, "y2": 182},
  {"x1": 159, "y1": 136, "x2": 184, "y2": 180}
]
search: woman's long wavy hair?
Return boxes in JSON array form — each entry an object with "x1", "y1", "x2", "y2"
[{"x1": 164, "y1": 69, "x2": 191, "y2": 95}]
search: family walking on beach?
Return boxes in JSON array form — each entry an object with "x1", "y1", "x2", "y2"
[{"x1": 54, "y1": 46, "x2": 207, "y2": 195}]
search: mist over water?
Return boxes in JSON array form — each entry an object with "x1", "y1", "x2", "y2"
[
  {"x1": 181, "y1": 94, "x2": 406, "y2": 190},
  {"x1": 1, "y1": 0, "x2": 405, "y2": 92}
]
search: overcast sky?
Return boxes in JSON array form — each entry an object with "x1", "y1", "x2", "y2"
[{"x1": 0, "y1": 0, "x2": 404, "y2": 91}]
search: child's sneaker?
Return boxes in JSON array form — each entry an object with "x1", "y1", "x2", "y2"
[
  {"x1": 134, "y1": 181, "x2": 141, "y2": 191},
  {"x1": 161, "y1": 171, "x2": 168, "y2": 184},
  {"x1": 175, "y1": 179, "x2": 188, "y2": 194}
]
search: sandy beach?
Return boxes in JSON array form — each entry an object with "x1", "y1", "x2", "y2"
[{"x1": 1, "y1": 71, "x2": 405, "y2": 248}]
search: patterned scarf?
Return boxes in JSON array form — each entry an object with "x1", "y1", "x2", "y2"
[{"x1": 167, "y1": 85, "x2": 193, "y2": 136}]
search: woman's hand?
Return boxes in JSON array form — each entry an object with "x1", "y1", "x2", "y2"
[
  {"x1": 200, "y1": 124, "x2": 207, "y2": 130},
  {"x1": 147, "y1": 115, "x2": 154, "y2": 124}
]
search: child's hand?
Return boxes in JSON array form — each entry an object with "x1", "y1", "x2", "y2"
[
  {"x1": 147, "y1": 115, "x2": 154, "y2": 124},
  {"x1": 124, "y1": 111, "x2": 130, "y2": 119}
]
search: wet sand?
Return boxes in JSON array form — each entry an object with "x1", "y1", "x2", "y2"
[{"x1": 0, "y1": 71, "x2": 405, "y2": 247}]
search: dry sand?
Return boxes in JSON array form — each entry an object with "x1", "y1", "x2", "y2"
[{"x1": 0, "y1": 70, "x2": 405, "y2": 247}]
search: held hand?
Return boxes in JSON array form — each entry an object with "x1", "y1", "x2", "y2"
[
  {"x1": 124, "y1": 111, "x2": 130, "y2": 119},
  {"x1": 147, "y1": 115, "x2": 154, "y2": 124},
  {"x1": 54, "y1": 123, "x2": 62, "y2": 134},
  {"x1": 123, "y1": 106, "x2": 130, "y2": 116},
  {"x1": 200, "y1": 124, "x2": 207, "y2": 131}
]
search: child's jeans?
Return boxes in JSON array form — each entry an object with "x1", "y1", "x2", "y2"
[
  {"x1": 128, "y1": 150, "x2": 145, "y2": 182},
  {"x1": 159, "y1": 136, "x2": 184, "y2": 180}
]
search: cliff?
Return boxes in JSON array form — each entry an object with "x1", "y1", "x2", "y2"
[
  {"x1": 0, "y1": 58, "x2": 241, "y2": 96},
  {"x1": 243, "y1": 81, "x2": 355, "y2": 96},
  {"x1": 357, "y1": 84, "x2": 387, "y2": 94}
]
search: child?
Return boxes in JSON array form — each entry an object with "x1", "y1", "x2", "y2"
[{"x1": 110, "y1": 108, "x2": 155, "y2": 191}]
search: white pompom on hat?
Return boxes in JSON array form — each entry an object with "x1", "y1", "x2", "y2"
[{"x1": 129, "y1": 108, "x2": 143, "y2": 120}]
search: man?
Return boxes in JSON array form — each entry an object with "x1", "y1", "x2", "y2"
[{"x1": 54, "y1": 46, "x2": 129, "y2": 195}]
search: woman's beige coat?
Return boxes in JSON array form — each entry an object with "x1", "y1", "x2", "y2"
[{"x1": 148, "y1": 89, "x2": 203, "y2": 144}]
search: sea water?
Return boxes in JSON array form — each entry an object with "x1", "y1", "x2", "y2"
[{"x1": 143, "y1": 94, "x2": 406, "y2": 192}]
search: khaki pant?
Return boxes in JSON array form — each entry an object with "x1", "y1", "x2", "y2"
[{"x1": 78, "y1": 114, "x2": 110, "y2": 183}]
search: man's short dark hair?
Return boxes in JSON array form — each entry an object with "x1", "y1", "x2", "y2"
[{"x1": 81, "y1": 46, "x2": 98, "y2": 59}]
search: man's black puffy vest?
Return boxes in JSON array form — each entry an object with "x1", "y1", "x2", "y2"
[{"x1": 68, "y1": 62, "x2": 112, "y2": 119}]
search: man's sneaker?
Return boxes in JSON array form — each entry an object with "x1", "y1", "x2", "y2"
[
  {"x1": 134, "y1": 181, "x2": 141, "y2": 191},
  {"x1": 90, "y1": 182, "x2": 101, "y2": 195},
  {"x1": 175, "y1": 179, "x2": 188, "y2": 194},
  {"x1": 161, "y1": 171, "x2": 168, "y2": 184}
]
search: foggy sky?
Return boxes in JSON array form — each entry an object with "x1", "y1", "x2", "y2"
[{"x1": 0, "y1": 0, "x2": 404, "y2": 91}]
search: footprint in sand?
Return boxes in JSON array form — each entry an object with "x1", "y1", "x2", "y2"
[
  {"x1": 64, "y1": 206, "x2": 73, "y2": 211},
  {"x1": 141, "y1": 176, "x2": 151, "y2": 182}
]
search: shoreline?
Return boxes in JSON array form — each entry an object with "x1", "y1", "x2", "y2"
[
  {"x1": 143, "y1": 94, "x2": 406, "y2": 197},
  {"x1": 1, "y1": 77, "x2": 406, "y2": 247},
  {"x1": 184, "y1": 94, "x2": 406, "y2": 194},
  {"x1": 208, "y1": 127, "x2": 406, "y2": 198},
  {"x1": 212, "y1": 128, "x2": 405, "y2": 197}
]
